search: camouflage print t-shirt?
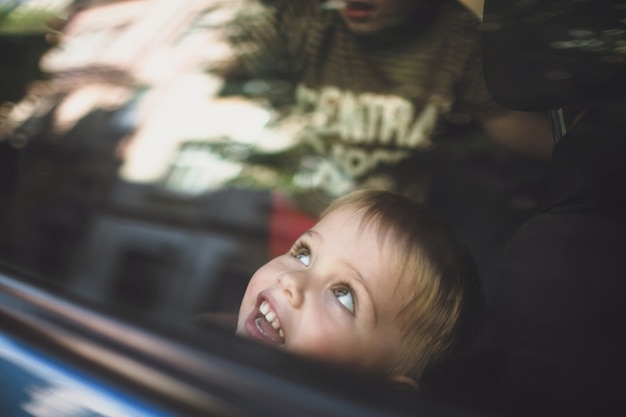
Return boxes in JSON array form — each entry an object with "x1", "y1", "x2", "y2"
[{"x1": 227, "y1": 0, "x2": 507, "y2": 215}]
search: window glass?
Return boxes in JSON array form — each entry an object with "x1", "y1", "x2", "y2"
[{"x1": 5, "y1": 1, "x2": 624, "y2": 416}]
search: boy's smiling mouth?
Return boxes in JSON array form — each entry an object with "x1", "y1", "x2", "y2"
[{"x1": 245, "y1": 298, "x2": 285, "y2": 346}]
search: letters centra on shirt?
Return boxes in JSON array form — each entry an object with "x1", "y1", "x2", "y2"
[{"x1": 292, "y1": 84, "x2": 447, "y2": 196}]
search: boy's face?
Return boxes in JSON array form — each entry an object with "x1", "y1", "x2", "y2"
[
  {"x1": 236, "y1": 207, "x2": 414, "y2": 375},
  {"x1": 337, "y1": 1, "x2": 426, "y2": 36}
]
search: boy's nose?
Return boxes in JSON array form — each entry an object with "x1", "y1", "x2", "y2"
[{"x1": 278, "y1": 272, "x2": 305, "y2": 308}]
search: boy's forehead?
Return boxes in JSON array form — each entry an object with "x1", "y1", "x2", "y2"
[
  {"x1": 318, "y1": 208, "x2": 414, "y2": 296},
  {"x1": 319, "y1": 206, "x2": 398, "y2": 253},
  {"x1": 315, "y1": 207, "x2": 374, "y2": 240},
  {"x1": 320, "y1": 206, "x2": 385, "y2": 242},
  {"x1": 313, "y1": 209, "x2": 388, "y2": 266}
]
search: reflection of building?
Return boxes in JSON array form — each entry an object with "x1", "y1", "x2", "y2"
[
  {"x1": 70, "y1": 184, "x2": 270, "y2": 319},
  {"x1": 1, "y1": 0, "x2": 275, "y2": 318}
]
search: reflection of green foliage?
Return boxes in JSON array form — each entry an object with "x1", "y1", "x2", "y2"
[
  {"x1": 244, "y1": 145, "x2": 310, "y2": 174},
  {"x1": 0, "y1": 5, "x2": 60, "y2": 35},
  {"x1": 234, "y1": 148, "x2": 309, "y2": 190},
  {"x1": 200, "y1": 138, "x2": 311, "y2": 191}
]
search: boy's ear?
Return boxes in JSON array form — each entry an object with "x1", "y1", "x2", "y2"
[{"x1": 385, "y1": 374, "x2": 419, "y2": 392}]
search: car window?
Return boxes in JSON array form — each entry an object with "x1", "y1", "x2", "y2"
[
  {"x1": 0, "y1": 0, "x2": 519, "y2": 316},
  {"x1": 1, "y1": 1, "x2": 625, "y2": 417}
]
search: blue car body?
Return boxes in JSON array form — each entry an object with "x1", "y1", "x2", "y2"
[{"x1": 0, "y1": 334, "x2": 175, "y2": 417}]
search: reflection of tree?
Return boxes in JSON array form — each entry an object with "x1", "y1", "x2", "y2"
[
  {"x1": 161, "y1": 135, "x2": 311, "y2": 194},
  {"x1": 0, "y1": 0, "x2": 70, "y2": 34},
  {"x1": 230, "y1": 143, "x2": 311, "y2": 190},
  {"x1": 0, "y1": 1, "x2": 22, "y2": 23}
]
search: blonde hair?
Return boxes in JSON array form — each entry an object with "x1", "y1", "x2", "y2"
[{"x1": 321, "y1": 190, "x2": 482, "y2": 382}]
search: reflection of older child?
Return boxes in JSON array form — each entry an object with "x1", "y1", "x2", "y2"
[
  {"x1": 223, "y1": 0, "x2": 553, "y2": 215},
  {"x1": 236, "y1": 190, "x2": 482, "y2": 387}
]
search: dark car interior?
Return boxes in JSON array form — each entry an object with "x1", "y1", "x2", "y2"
[
  {"x1": 1, "y1": 1, "x2": 625, "y2": 416},
  {"x1": 422, "y1": 2, "x2": 626, "y2": 416}
]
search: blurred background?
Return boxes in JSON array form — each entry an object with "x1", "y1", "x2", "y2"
[
  {"x1": 0, "y1": 0, "x2": 546, "y2": 323},
  {"x1": 3, "y1": 3, "x2": 626, "y2": 417}
]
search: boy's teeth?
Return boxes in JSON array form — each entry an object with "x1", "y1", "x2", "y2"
[
  {"x1": 259, "y1": 301, "x2": 284, "y2": 339},
  {"x1": 259, "y1": 302, "x2": 269, "y2": 315}
]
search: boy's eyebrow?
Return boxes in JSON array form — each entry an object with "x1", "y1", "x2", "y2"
[{"x1": 300, "y1": 230, "x2": 319, "y2": 246}]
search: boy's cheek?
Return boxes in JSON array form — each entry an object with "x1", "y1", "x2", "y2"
[{"x1": 287, "y1": 318, "x2": 349, "y2": 356}]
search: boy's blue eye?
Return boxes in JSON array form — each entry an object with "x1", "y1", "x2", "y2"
[
  {"x1": 333, "y1": 286, "x2": 354, "y2": 313},
  {"x1": 293, "y1": 248, "x2": 311, "y2": 266}
]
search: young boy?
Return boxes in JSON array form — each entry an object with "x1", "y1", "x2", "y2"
[{"x1": 236, "y1": 189, "x2": 482, "y2": 387}]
